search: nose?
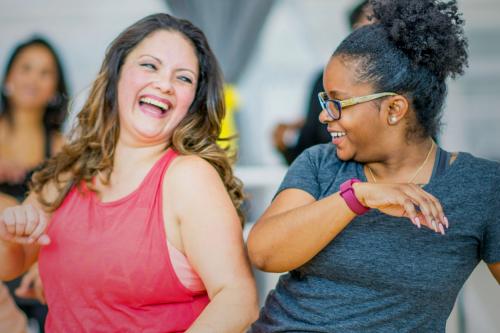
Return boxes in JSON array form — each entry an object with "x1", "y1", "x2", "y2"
[
  {"x1": 318, "y1": 108, "x2": 334, "y2": 124},
  {"x1": 152, "y1": 76, "x2": 174, "y2": 94}
]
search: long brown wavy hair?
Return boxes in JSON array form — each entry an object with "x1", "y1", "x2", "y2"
[{"x1": 31, "y1": 13, "x2": 245, "y2": 223}]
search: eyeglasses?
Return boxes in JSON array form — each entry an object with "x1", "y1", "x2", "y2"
[{"x1": 318, "y1": 91, "x2": 397, "y2": 120}]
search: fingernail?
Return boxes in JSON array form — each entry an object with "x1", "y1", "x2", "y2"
[
  {"x1": 439, "y1": 224, "x2": 445, "y2": 235},
  {"x1": 444, "y1": 216, "x2": 449, "y2": 229},
  {"x1": 432, "y1": 220, "x2": 438, "y2": 232},
  {"x1": 39, "y1": 235, "x2": 51, "y2": 245},
  {"x1": 415, "y1": 217, "x2": 421, "y2": 228}
]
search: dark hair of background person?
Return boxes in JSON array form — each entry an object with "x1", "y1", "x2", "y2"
[
  {"x1": 349, "y1": 0, "x2": 370, "y2": 27},
  {"x1": 31, "y1": 13, "x2": 245, "y2": 222},
  {"x1": 335, "y1": 0, "x2": 468, "y2": 141},
  {"x1": 0, "y1": 37, "x2": 69, "y2": 133},
  {"x1": 275, "y1": 0, "x2": 371, "y2": 165}
]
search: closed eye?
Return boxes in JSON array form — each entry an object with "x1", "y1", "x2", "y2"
[
  {"x1": 178, "y1": 75, "x2": 193, "y2": 84},
  {"x1": 140, "y1": 63, "x2": 157, "y2": 70}
]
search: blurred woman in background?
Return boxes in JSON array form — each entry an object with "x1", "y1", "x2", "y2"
[
  {"x1": 0, "y1": 36, "x2": 69, "y2": 333},
  {"x1": 0, "y1": 37, "x2": 68, "y2": 201}
]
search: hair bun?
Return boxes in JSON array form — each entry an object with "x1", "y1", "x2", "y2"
[{"x1": 371, "y1": 0, "x2": 468, "y2": 80}]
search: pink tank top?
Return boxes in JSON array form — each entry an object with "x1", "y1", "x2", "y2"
[{"x1": 39, "y1": 149, "x2": 209, "y2": 332}]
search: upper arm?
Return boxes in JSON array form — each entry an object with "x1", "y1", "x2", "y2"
[
  {"x1": 487, "y1": 263, "x2": 500, "y2": 284},
  {"x1": 165, "y1": 156, "x2": 255, "y2": 300}
]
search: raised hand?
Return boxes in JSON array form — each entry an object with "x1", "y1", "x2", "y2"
[
  {"x1": 0, "y1": 204, "x2": 50, "y2": 245},
  {"x1": 353, "y1": 182, "x2": 448, "y2": 234}
]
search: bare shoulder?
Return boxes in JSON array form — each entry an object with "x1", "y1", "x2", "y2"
[
  {"x1": 166, "y1": 154, "x2": 220, "y2": 187},
  {"x1": 163, "y1": 154, "x2": 230, "y2": 214}
]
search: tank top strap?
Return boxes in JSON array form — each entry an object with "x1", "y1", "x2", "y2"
[{"x1": 143, "y1": 148, "x2": 179, "y2": 195}]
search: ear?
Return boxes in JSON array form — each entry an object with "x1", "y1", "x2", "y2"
[{"x1": 381, "y1": 95, "x2": 409, "y2": 126}]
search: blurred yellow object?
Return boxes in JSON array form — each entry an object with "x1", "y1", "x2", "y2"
[{"x1": 218, "y1": 84, "x2": 239, "y2": 153}]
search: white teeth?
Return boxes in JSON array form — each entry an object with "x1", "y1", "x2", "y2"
[
  {"x1": 330, "y1": 131, "x2": 346, "y2": 138},
  {"x1": 139, "y1": 97, "x2": 169, "y2": 111}
]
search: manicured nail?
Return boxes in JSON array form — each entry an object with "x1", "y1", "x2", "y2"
[
  {"x1": 443, "y1": 216, "x2": 449, "y2": 229},
  {"x1": 39, "y1": 235, "x2": 51, "y2": 245},
  {"x1": 415, "y1": 217, "x2": 421, "y2": 228},
  {"x1": 439, "y1": 224, "x2": 445, "y2": 235},
  {"x1": 432, "y1": 220, "x2": 438, "y2": 232}
]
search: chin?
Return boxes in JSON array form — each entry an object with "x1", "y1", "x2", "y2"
[{"x1": 335, "y1": 146, "x2": 351, "y2": 161}]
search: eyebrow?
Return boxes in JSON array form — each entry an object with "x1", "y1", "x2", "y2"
[
  {"x1": 138, "y1": 54, "x2": 197, "y2": 76},
  {"x1": 328, "y1": 90, "x2": 350, "y2": 99}
]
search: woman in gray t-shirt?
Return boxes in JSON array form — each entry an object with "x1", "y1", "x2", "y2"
[{"x1": 248, "y1": 0, "x2": 500, "y2": 332}]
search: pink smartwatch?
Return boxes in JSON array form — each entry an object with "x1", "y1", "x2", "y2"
[{"x1": 339, "y1": 178, "x2": 370, "y2": 215}]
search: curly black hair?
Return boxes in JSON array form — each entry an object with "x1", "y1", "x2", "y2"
[{"x1": 333, "y1": 0, "x2": 468, "y2": 140}]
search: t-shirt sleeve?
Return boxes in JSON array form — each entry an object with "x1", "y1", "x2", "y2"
[
  {"x1": 275, "y1": 148, "x2": 321, "y2": 200},
  {"x1": 480, "y1": 168, "x2": 500, "y2": 264},
  {"x1": 481, "y1": 215, "x2": 500, "y2": 264}
]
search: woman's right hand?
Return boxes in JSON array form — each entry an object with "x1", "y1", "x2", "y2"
[
  {"x1": 0, "y1": 204, "x2": 50, "y2": 245},
  {"x1": 353, "y1": 182, "x2": 448, "y2": 234}
]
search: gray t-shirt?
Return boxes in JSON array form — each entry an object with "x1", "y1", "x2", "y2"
[{"x1": 250, "y1": 144, "x2": 500, "y2": 333}]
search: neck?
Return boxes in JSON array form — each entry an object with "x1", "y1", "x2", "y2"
[
  {"x1": 112, "y1": 139, "x2": 169, "y2": 176},
  {"x1": 10, "y1": 107, "x2": 45, "y2": 128},
  {"x1": 365, "y1": 137, "x2": 436, "y2": 184}
]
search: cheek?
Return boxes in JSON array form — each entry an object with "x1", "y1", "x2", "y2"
[
  {"x1": 176, "y1": 89, "x2": 196, "y2": 113},
  {"x1": 40, "y1": 77, "x2": 58, "y2": 98},
  {"x1": 117, "y1": 71, "x2": 142, "y2": 108}
]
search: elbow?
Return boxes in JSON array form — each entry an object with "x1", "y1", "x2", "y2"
[
  {"x1": 247, "y1": 240, "x2": 287, "y2": 273},
  {"x1": 247, "y1": 234, "x2": 270, "y2": 272}
]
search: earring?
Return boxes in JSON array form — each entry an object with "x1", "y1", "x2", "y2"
[{"x1": 389, "y1": 116, "x2": 397, "y2": 124}]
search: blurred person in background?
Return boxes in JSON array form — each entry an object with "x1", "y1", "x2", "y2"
[
  {"x1": 0, "y1": 13, "x2": 257, "y2": 332},
  {"x1": 248, "y1": 0, "x2": 500, "y2": 332},
  {"x1": 0, "y1": 37, "x2": 68, "y2": 201},
  {"x1": 0, "y1": 277, "x2": 28, "y2": 333},
  {"x1": 272, "y1": 0, "x2": 373, "y2": 165},
  {"x1": 0, "y1": 197, "x2": 28, "y2": 333},
  {"x1": 0, "y1": 36, "x2": 69, "y2": 333}
]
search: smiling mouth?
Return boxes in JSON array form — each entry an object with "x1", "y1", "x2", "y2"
[
  {"x1": 330, "y1": 131, "x2": 346, "y2": 139},
  {"x1": 139, "y1": 96, "x2": 171, "y2": 114}
]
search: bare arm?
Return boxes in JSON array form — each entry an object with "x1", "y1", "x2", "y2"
[
  {"x1": 247, "y1": 188, "x2": 356, "y2": 273},
  {"x1": 0, "y1": 172, "x2": 66, "y2": 281},
  {"x1": 0, "y1": 193, "x2": 48, "y2": 281},
  {"x1": 248, "y1": 182, "x2": 447, "y2": 273},
  {"x1": 488, "y1": 263, "x2": 500, "y2": 284},
  {"x1": 165, "y1": 156, "x2": 258, "y2": 333}
]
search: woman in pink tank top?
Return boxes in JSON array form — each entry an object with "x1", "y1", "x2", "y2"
[{"x1": 0, "y1": 13, "x2": 258, "y2": 332}]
